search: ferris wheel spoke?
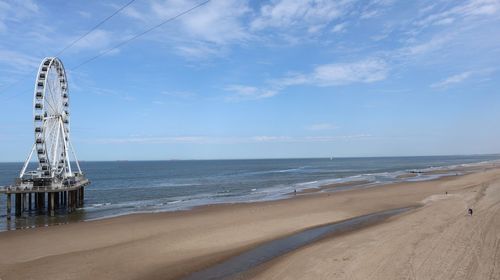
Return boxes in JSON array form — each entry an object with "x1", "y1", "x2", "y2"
[
  {"x1": 45, "y1": 93, "x2": 57, "y2": 114},
  {"x1": 47, "y1": 79, "x2": 59, "y2": 114},
  {"x1": 45, "y1": 77, "x2": 55, "y2": 114},
  {"x1": 49, "y1": 121, "x2": 60, "y2": 168}
]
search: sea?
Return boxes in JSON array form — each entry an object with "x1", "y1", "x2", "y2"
[{"x1": 0, "y1": 155, "x2": 499, "y2": 231}]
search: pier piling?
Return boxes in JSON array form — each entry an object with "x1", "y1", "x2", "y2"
[
  {"x1": 6, "y1": 194, "x2": 11, "y2": 220},
  {"x1": 15, "y1": 194, "x2": 21, "y2": 216},
  {"x1": 2, "y1": 178, "x2": 89, "y2": 219},
  {"x1": 49, "y1": 192, "x2": 55, "y2": 216}
]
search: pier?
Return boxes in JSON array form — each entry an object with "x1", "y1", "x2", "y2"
[{"x1": 1, "y1": 175, "x2": 90, "y2": 218}]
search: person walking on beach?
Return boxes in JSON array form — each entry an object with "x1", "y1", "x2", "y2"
[{"x1": 468, "y1": 208, "x2": 473, "y2": 216}]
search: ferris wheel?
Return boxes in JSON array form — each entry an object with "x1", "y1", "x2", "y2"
[{"x1": 20, "y1": 57, "x2": 82, "y2": 180}]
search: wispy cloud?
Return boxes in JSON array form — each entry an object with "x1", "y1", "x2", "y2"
[
  {"x1": 0, "y1": 0, "x2": 39, "y2": 33},
  {"x1": 67, "y1": 29, "x2": 115, "y2": 53},
  {"x1": 122, "y1": 0, "x2": 251, "y2": 58},
  {"x1": 224, "y1": 85, "x2": 279, "y2": 100},
  {"x1": 0, "y1": 49, "x2": 39, "y2": 72},
  {"x1": 227, "y1": 58, "x2": 388, "y2": 100},
  {"x1": 431, "y1": 71, "x2": 474, "y2": 88},
  {"x1": 400, "y1": 35, "x2": 452, "y2": 57},
  {"x1": 331, "y1": 22, "x2": 348, "y2": 33},
  {"x1": 415, "y1": 0, "x2": 500, "y2": 28},
  {"x1": 307, "y1": 123, "x2": 338, "y2": 131},
  {"x1": 161, "y1": 90, "x2": 196, "y2": 99},
  {"x1": 309, "y1": 58, "x2": 388, "y2": 86},
  {"x1": 251, "y1": 0, "x2": 353, "y2": 31},
  {"x1": 89, "y1": 134, "x2": 372, "y2": 144}
]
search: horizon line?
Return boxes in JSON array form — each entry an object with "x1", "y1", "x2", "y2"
[{"x1": 1, "y1": 153, "x2": 499, "y2": 164}]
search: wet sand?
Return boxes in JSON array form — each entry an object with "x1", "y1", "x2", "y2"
[
  {"x1": 253, "y1": 173, "x2": 500, "y2": 279},
  {"x1": 1, "y1": 165, "x2": 500, "y2": 279}
]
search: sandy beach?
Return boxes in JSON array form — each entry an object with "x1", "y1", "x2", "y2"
[{"x1": 1, "y1": 165, "x2": 499, "y2": 279}]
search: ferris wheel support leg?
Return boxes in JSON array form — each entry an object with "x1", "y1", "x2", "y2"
[
  {"x1": 19, "y1": 144, "x2": 36, "y2": 178},
  {"x1": 68, "y1": 139, "x2": 82, "y2": 175},
  {"x1": 59, "y1": 119, "x2": 72, "y2": 176},
  {"x1": 51, "y1": 120, "x2": 62, "y2": 178}
]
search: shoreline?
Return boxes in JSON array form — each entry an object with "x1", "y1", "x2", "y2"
[
  {"x1": 1, "y1": 164, "x2": 500, "y2": 279},
  {"x1": 2, "y1": 159, "x2": 498, "y2": 232}
]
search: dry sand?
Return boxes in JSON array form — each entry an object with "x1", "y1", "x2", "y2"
[{"x1": 0, "y1": 166, "x2": 499, "y2": 279}]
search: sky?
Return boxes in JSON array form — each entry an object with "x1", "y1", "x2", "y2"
[{"x1": 0, "y1": 0, "x2": 500, "y2": 161}]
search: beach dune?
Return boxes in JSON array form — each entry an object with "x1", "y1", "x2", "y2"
[{"x1": 0, "y1": 166, "x2": 499, "y2": 279}]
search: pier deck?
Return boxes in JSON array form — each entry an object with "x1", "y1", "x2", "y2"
[{"x1": 1, "y1": 178, "x2": 90, "y2": 219}]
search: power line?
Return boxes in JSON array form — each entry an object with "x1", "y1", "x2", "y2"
[
  {"x1": 1, "y1": 0, "x2": 211, "y2": 100},
  {"x1": 0, "y1": 0, "x2": 137, "y2": 98},
  {"x1": 55, "y1": 0, "x2": 137, "y2": 57},
  {"x1": 71, "y1": 0, "x2": 211, "y2": 71}
]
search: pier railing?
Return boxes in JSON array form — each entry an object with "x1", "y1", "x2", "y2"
[{"x1": 0, "y1": 179, "x2": 90, "y2": 194}]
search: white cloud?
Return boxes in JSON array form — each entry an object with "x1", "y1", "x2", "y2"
[
  {"x1": 401, "y1": 35, "x2": 451, "y2": 57},
  {"x1": 311, "y1": 58, "x2": 388, "y2": 85},
  {"x1": 434, "y1": 17, "x2": 455, "y2": 26},
  {"x1": 90, "y1": 134, "x2": 372, "y2": 144},
  {"x1": 0, "y1": 0, "x2": 39, "y2": 32},
  {"x1": 151, "y1": 0, "x2": 250, "y2": 45},
  {"x1": 225, "y1": 85, "x2": 279, "y2": 100},
  {"x1": 227, "y1": 58, "x2": 388, "y2": 100},
  {"x1": 78, "y1": 11, "x2": 92, "y2": 18},
  {"x1": 69, "y1": 29, "x2": 114, "y2": 52},
  {"x1": 161, "y1": 90, "x2": 195, "y2": 99},
  {"x1": 0, "y1": 49, "x2": 39, "y2": 71},
  {"x1": 120, "y1": 0, "x2": 250, "y2": 58},
  {"x1": 122, "y1": 6, "x2": 145, "y2": 22},
  {"x1": 308, "y1": 123, "x2": 338, "y2": 131},
  {"x1": 331, "y1": 22, "x2": 347, "y2": 33},
  {"x1": 251, "y1": 0, "x2": 353, "y2": 31},
  {"x1": 431, "y1": 71, "x2": 473, "y2": 88},
  {"x1": 416, "y1": 0, "x2": 500, "y2": 28},
  {"x1": 174, "y1": 42, "x2": 224, "y2": 59},
  {"x1": 275, "y1": 58, "x2": 388, "y2": 87},
  {"x1": 360, "y1": 9, "x2": 380, "y2": 19}
]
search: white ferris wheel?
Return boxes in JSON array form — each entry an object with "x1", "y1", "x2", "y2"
[{"x1": 20, "y1": 57, "x2": 82, "y2": 181}]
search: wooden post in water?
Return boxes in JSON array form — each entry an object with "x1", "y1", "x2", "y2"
[
  {"x1": 38, "y1": 193, "x2": 45, "y2": 211},
  {"x1": 73, "y1": 190, "x2": 76, "y2": 209},
  {"x1": 47, "y1": 193, "x2": 51, "y2": 213},
  {"x1": 23, "y1": 193, "x2": 27, "y2": 211},
  {"x1": 20, "y1": 193, "x2": 24, "y2": 212},
  {"x1": 15, "y1": 194, "x2": 21, "y2": 216},
  {"x1": 75, "y1": 189, "x2": 79, "y2": 208},
  {"x1": 6, "y1": 194, "x2": 11, "y2": 220},
  {"x1": 55, "y1": 192, "x2": 59, "y2": 209},
  {"x1": 77, "y1": 188, "x2": 81, "y2": 208},
  {"x1": 68, "y1": 191, "x2": 72, "y2": 213},
  {"x1": 49, "y1": 192, "x2": 55, "y2": 216},
  {"x1": 63, "y1": 191, "x2": 67, "y2": 208}
]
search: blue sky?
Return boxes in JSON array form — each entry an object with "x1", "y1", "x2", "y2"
[{"x1": 0, "y1": 0, "x2": 500, "y2": 161}]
